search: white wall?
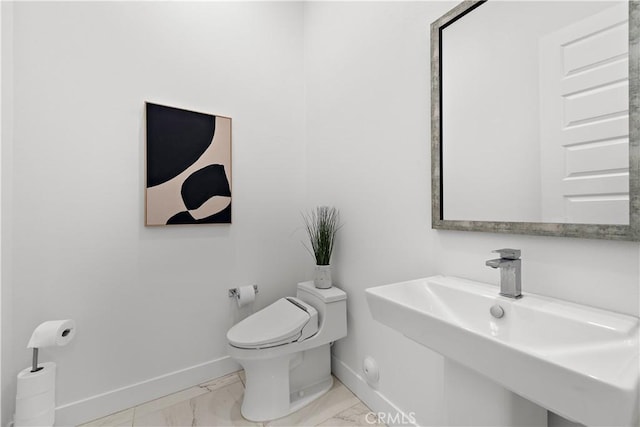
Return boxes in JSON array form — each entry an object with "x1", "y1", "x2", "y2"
[
  {"x1": 1, "y1": 2, "x2": 14, "y2": 424},
  {"x1": 304, "y1": 2, "x2": 639, "y2": 426},
  {"x1": 304, "y1": 3, "x2": 450, "y2": 424},
  {"x1": 0, "y1": 2, "x2": 5, "y2": 423},
  {"x1": 2, "y1": 2, "x2": 309, "y2": 425}
]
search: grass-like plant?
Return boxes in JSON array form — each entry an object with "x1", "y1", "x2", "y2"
[{"x1": 302, "y1": 206, "x2": 341, "y2": 266}]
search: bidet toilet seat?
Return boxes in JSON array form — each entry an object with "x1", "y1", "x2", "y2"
[
  {"x1": 227, "y1": 282, "x2": 347, "y2": 422},
  {"x1": 227, "y1": 297, "x2": 319, "y2": 349}
]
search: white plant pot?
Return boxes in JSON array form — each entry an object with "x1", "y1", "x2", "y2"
[{"x1": 314, "y1": 265, "x2": 332, "y2": 289}]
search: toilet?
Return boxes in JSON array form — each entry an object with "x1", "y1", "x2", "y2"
[{"x1": 227, "y1": 281, "x2": 347, "y2": 422}]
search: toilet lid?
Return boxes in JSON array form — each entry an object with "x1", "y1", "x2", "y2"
[{"x1": 227, "y1": 298, "x2": 317, "y2": 349}]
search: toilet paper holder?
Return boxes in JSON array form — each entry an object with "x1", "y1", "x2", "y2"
[
  {"x1": 228, "y1": 285, "x2": 258, "y2": 298},
  {"x1": 30, "y1": 329, "x2": 72, "y2": 372},
  {"x1": 27, "y1": 320, "x2": 76, "y2": 373}
]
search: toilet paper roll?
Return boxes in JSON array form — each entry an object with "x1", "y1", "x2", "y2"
[
  {"x1": 15, "y1": 362, "x2": 56, "y2": 427},
  {"x1": 16, "y1": 362, "x2": 56, "y2": 399},
  {"x1": 236, "y1": 285, "x2": 256, "y2": 308},
  {"x1": 15, "y1": 389, "x2": 54, "y2": 419},
  {"x1": 27, "y1": 319, "x2": 76, "y2": 349}
]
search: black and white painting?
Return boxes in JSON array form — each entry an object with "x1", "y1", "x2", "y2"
[{"x1": 146, "y1": 103, "x2": 232, "y2": 225}]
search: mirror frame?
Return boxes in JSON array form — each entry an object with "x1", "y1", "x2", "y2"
[{"x1": 431, "y1": 0, "x2": 640, "y2": 241}]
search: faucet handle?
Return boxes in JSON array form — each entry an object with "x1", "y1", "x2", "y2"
[{"x1": 492, "y1": 248, "x2": 521, "y2": 260}]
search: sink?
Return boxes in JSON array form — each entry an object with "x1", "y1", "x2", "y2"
[{"x1": 366, "y1": 275, "x2": 639, "y2": 426}]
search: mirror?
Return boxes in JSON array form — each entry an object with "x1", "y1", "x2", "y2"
[{"x1": 431, "y1": 0, "x2": 640, "y2": 240}]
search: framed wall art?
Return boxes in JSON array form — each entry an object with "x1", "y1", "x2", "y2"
[{"x1": 145, "y1": 102, "x2": 232, "y2": 225}]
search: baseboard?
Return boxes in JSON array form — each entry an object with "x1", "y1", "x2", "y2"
[
  {"x1": 57, "y1": 354, "x2": 412, "y2": 426},
  {"x1": 331, "y1": 355, "x2": 419, "y2": 427},
  {"x1": 55, "y1": 356, "x2": 240, "y2": 426}
]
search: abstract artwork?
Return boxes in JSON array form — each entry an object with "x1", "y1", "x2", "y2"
[{"x1": 145, "y1": 102, "x2": 232, "y2": 225}]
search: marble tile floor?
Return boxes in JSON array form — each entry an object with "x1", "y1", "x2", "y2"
[{"x1": 79, "y1": 371, "x2": 386, "y2": 427}]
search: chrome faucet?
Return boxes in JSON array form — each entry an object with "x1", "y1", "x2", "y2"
[{"x1": 485, "y1": 248, "x2": 522, "y2": 299}]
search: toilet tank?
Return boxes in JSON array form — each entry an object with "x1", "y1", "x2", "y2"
[{"x1": 297, "y1": 281, "x2": 347, "y2": 343}]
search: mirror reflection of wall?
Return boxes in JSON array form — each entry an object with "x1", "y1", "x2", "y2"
[{"x1": 442, "y1": 1, "x2": 629, "y2": 224}]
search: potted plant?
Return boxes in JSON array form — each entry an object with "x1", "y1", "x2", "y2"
[{"x1": 302, "y1": 206, "x2": 341, "y2": 289}]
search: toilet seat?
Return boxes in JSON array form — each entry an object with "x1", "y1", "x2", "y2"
[{"x1": 227, "y1": 297, "x2": 318, "y2": 349}]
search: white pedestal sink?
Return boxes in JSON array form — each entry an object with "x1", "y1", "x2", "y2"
[{"x1": 366, "y1": 275, "x2": 639, "y2": 427}]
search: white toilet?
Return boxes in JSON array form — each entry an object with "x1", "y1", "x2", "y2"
[{"x1": 227, "y1": 281, "x2": 347, "y2": 422}]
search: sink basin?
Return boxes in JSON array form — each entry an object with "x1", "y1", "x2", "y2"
[{"x1": 366, "y1": 275, "x2": 639, "y2": 426}]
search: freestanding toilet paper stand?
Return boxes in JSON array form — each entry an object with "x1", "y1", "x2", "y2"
[{"x1": 14, "y1": 320, "x2": 76, "y2": 427}]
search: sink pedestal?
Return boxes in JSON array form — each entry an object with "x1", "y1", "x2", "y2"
[{"x1": 444, "y1": 360, "x2": 547, "y2": 426}]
